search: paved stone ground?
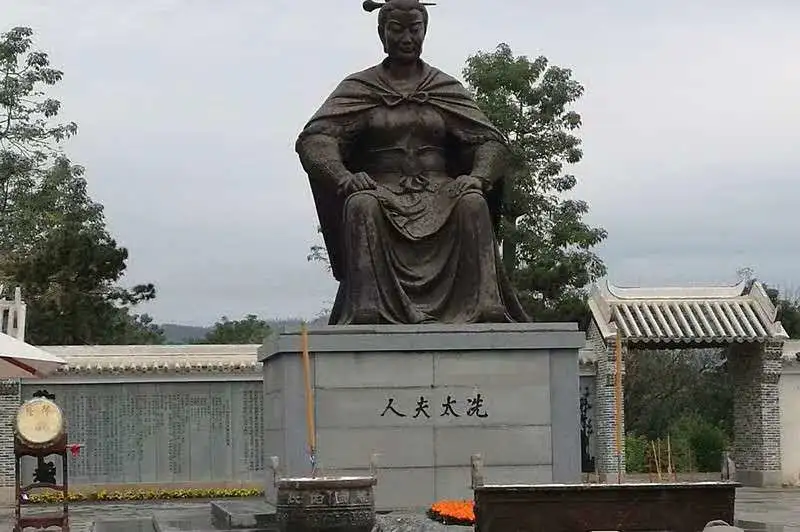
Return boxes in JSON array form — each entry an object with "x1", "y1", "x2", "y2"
[
  {"x1": 0, "y1": 488, "x2": 798, "y2": 531},
  {"x1": 735, "y1": 488, "x2": 800, "y2": 530}
]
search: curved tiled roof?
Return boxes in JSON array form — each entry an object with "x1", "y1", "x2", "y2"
[
  {"x1": 589, "y1": 280, "x2": 789, "y2": 344},
  {"x1": 39, "y1": 344, "x2": 261, "y2": 375}
]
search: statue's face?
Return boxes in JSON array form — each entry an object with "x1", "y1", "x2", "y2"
[{"x1": 382, "y1": 9, "x2": 426, "y2": 63}]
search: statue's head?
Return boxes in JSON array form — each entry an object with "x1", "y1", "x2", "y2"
[{"x1": 375, "y1": 0, "x2": 430, "y2": 64}]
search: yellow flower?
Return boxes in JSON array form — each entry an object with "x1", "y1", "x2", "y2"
[{"x1": 26, "y1": 487, "x2": 263, "y2": 504}]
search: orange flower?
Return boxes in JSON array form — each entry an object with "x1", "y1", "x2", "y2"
[{"x1": 428, "y1": 499, "x2": 475, "y2": 525}]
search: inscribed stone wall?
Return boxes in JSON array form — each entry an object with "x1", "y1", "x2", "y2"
[{"x1": 18, "y1": 380, "x2": 264, "y2": 486}]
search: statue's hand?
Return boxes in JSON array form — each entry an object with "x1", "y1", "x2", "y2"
[
  {"x1": 339, "y1": 171, "x2": 377, "y2": 196},
  {"x1": 445, "y1": 175, "x2": 483, "y2": 197}
]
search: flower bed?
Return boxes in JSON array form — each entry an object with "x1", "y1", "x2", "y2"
[
  {"x1": 27, "y1": 487, "x2": 263, "y2": 504},
  {"x1": 427, "y1": 499, "x2": 475, "y2": 526}
]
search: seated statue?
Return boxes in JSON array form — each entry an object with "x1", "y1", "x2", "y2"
[{"x1": 296, "y1": 0, "x2": 529, "y2": 325}]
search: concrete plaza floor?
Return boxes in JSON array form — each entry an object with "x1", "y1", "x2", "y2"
[
  {"x1": 735, "y1": 488, "x2": 800, "y2": 530},
  {"x1": 0, "y1": 488, "x2": 798, "y2": 531},
  {"x1": 0, "y1": 499, "x2": 213, "y2": 532}
]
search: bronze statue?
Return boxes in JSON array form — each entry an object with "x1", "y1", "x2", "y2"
[{"x1": 296, "y1": 0, "x2": 529, "y2": 325}]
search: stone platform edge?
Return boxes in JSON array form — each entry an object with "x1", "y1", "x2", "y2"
[
  {"x1": 258, "y1": 323, "x2": 585, "y2": 361},
  {"x1": 210, "y1": 500, "x2": 276, "y2": 530}
]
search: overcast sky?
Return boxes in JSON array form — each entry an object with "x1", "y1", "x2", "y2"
[{"x1": 3, "y1": 0, "x2": 799, "y2": 325}]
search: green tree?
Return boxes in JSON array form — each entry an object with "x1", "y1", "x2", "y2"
[
  {"x1": 669, "y1": 414, "x2": 727, "y2": 473},
  {"x1": 0, "y1": 27, "x2": 161, "y2": 345},
  {"x1": 123, "y1": 314, "x2": 165, "y2": 345},
  {"x1": 198, "y1": 314, "x2": 271, "y2": 344},
  {"x1": 2, "y1": 158, "x2": 163, "y2": 344},
  {"x1": 779, "y1": 297, "x2": 800, "y2": 339},
  {"x1": 1, "y1": 26, "x2": 78, "y2": 247},
  {"x1": 623, "y1": 348, "x2": 732, "y2": 473},
  {"x1": 624, "y1": 349, "x2": 732, "y2": 441},
  {"x1": 462, "y1": 43, "x2": 607, "y2": 323},
  {"x1": 763, "y1": 284, "x2": 800, "y2": 339}
]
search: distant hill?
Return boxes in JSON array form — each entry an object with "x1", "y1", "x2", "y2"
[{"x1": 159, "y1": 316, "x2": 330, "y2": 344}]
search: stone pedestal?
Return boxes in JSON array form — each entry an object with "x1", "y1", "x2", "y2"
[{"x1": 258, "y1": 323, "x2": 585, "y2": 511}]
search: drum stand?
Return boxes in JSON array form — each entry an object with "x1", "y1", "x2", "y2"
[{"x1": 14, "y1": 433, "x2": 70, "y2": 532}]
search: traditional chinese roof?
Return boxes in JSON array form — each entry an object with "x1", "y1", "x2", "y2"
[
  {"x1": 38, "y1": 344, "x2": 261, "y2": 375},
  {"x1": 588, "y1": 280, "x2": 789, "y2": 344}
]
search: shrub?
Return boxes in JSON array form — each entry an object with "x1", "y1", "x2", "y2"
[
  {"x1": 625, "y1": 434, "x2": 649, "y2": 472},
  {"x1": 625, "y1": 432, "x2": 697, "y2": 474},
  {"x1": 670, "y1": 414, "x2": 727, "y2": 472}
]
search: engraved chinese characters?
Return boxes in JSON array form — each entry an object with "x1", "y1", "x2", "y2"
[
  {"x1": 281, "y1": 487, "x2": 372, "y2": 507},
  {"x1": 276, "y1": 476, "x2": 377, "y2": 532},
  {"x1": 380, "y1": 392, "x2": 489, "y2": 419},
  {"x1": 15, "y1": 397, "x2": 65, "y2": 447},
  {"x1": 19, "y1": 381, "x2": 263, "y2": 484}
]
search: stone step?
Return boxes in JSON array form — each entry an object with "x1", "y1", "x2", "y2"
[{"x1": 209, "y1": 500, "x2": 276, "y2": 530}]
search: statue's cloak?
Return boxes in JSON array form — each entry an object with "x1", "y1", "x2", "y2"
[{"x1": 297, "y1": 60, "x2": 509, "y2": 282}]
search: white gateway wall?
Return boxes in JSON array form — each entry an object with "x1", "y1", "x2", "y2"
[{"x1": 780, "y1": 340, "x2": 800, "y2": 485}]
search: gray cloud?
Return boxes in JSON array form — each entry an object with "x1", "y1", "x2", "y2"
[{"x1": 3, "y1": 0, "x2": 799, "y2": 324}]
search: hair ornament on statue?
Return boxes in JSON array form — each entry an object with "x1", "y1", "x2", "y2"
[{"x1": 362, "y1": 0, "x2": 436, "y2": 13}]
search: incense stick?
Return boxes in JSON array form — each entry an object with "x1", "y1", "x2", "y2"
[{"x1": 300, "y1": 323, "x2": 317, "y2": 476}]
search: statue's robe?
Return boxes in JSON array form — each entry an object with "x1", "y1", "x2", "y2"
[{"x1": 297, "y1": 60, "x2": 529, "y2": 324}]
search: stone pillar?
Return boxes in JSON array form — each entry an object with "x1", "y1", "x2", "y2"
[
  {"x1": 0, "y1": 379, "x2": 21, "y2": 505},
  {"x1": 729, "y1": 341, "x2": 783, "y2": 487},
  {"x1": 588, "y1": 322, "x2": 625, "y2": 481}
]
